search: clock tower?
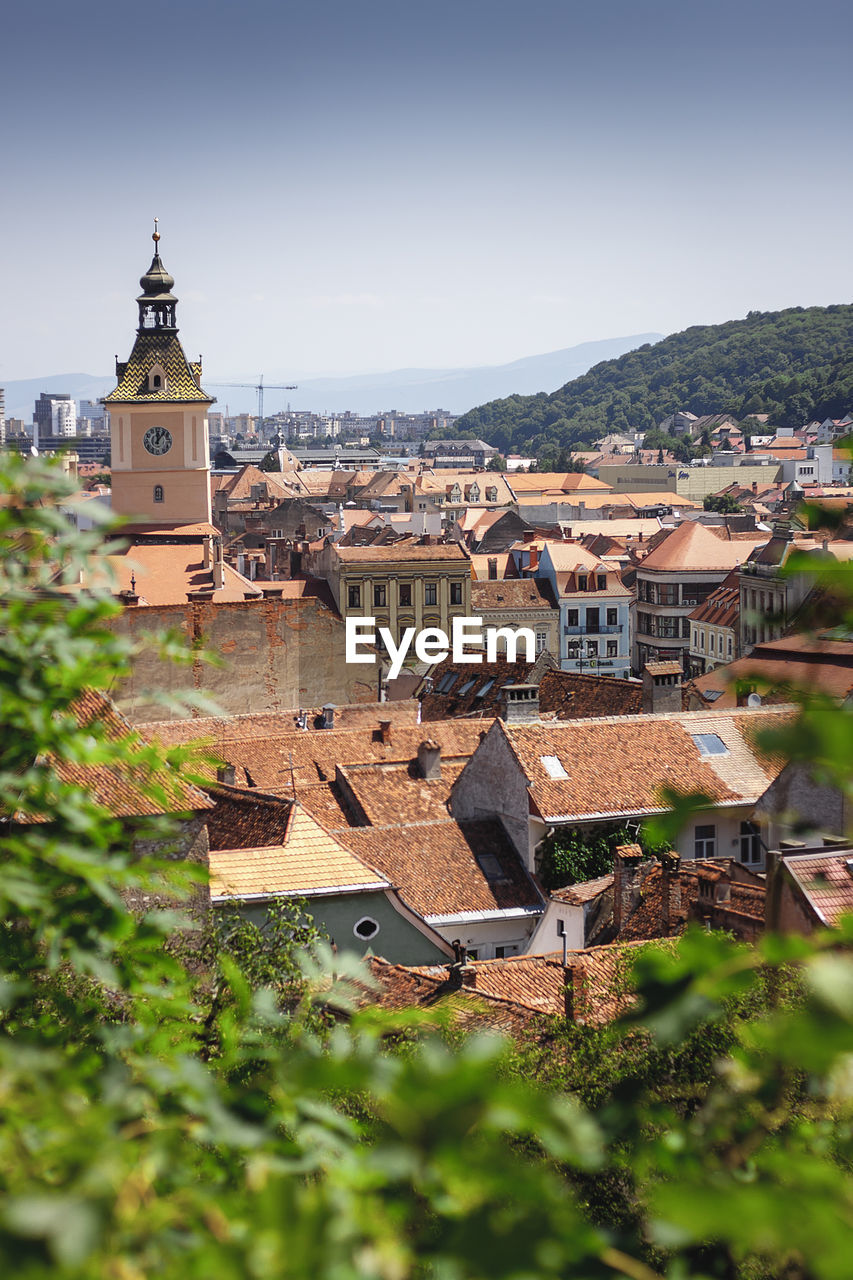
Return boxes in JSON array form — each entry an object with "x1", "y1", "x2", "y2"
[{"x1": 104, "y1": 223, "x2": 215, "y2": 526}]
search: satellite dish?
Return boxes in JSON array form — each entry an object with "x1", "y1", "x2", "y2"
[
  {"x1": 30, "y1": 446, "x2": 39, "y2": 457},
  {"x1": 747, "y1": 693, "x2": 762, "y2": 707}
]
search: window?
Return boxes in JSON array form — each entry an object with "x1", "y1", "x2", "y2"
[
  {"x1": 607, "y1": 640, "x2": 618, "y2": 657},
  {"x1": 658, "y1": 584, "x2": 679, "y2": 606},
  {"x1": 540, "y1": 755, "x2": 569, "y2": 780},
  {"x1": 691, "y1": 733, "x2": 729, "y2": 756},
  {"x1": 475, "y1": 678, "x2": 495, "y2": 698},
  {"x1": 597, "y1": 574, "x2": 606, "y2": 591},
  {"x1": 424, "y1": 582, "x2": 437, "y2": 605},
  {"x1": 566, "y1": 609, "x2": 579, "y2": 627},
  {"x1": 477, "y1": 853, "x2": 508, "y2": 883},
  {"x1": 740, "y1": 821, "x2": 761, "y2": 864},
  {"x1": 373, "y1": 583, "x2": 387, "y2": 607},
  {"x1": 348, "y1": 584, "x2": 361, "y2": 608},
  {"x1": 457, "y1": 678, "x2": 477, "y2": 695},
  {"x1": 586, "y1": 607, "x2": 600, "y2": 631},
  {"x1": 353, "y1": 916, "x2": 380, "y2": 941},
  {"x1": 450, "y1": 581, "x2": 463, "y2": 605},
  {"x1": 694, "y1": 824, "x2": 716, "y2": 859},
  {"x1": 578, "y1": 575, "x2": 588, "y2": 591},
  {"x1": 436, "y1": 672, "x2": 458, "y2": 694},
  {"x1": 606, "y1": 608, "x2": 617, "y2": 626},
  {"x1": 399, "y1": 582, "x2": 412, "y2": 606},
  {"x1": 153, "y1": 484, "x2": 164, "y2": 503},
  {"x1": 536, "y1": 631, "x2": 547, "y2": 654},
  {"x1": 586, "y1": 640, "x2": 598, "y2": 657}
]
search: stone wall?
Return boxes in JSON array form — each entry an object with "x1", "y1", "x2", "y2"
[{"x1": 110, "y1": 596, "x2": 376, "y2": 723}]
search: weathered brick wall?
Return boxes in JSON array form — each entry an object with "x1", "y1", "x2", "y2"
[{"x1": 109, "y1": 597, "x2": 376, "y2": 723}]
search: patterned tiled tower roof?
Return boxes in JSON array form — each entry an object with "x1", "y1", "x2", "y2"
[{"x1": 103, "y1": 222, "x2": 214, "y2": 406}]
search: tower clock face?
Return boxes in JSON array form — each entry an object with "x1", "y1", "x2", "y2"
[{"x1": 143, "y1": 425, "x2": 173, "y2": 456}]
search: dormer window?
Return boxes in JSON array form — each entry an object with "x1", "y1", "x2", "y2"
[{"x1": 147, "y1": 363, "x2": 168, "y2": 393}]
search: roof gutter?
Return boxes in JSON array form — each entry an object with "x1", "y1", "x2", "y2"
[
  {"x1": 210, "y1": 879, "x2": 391, "y2": 904},
  {"x1": 540, "y1": 798, "x2": 755, "y2": 824},
  {"x1": 425, "y1": 904, "x2": 543, "y2": 927}
]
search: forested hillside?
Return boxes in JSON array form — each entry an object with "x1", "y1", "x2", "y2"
[{"x1": 454, "y1": 304, "x2": 853, "y2": 457}]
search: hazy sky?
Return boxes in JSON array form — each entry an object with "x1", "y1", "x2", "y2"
[{"x1": 4, "y1": 0, "x2": 852, "y2": 389}]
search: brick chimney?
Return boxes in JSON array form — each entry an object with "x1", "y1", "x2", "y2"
[
  {"x1": 613, "y1": 843, "x2": 644, "y2": 934},
  {"x1": 379, "y1": 719, "x2": 392, "y2": 745},
  {"x1": 322, "y1": 703, "x2": 336, "y2": 730},
  {"x1": 417, "y1": 739, "x2": 442, "y2": 780},
  {"x1": 642, "y1": 661, "x2": 682, "y2": 714},
  {"x1": 216, "y1": 763, "x2": 236, "y2": 786}
]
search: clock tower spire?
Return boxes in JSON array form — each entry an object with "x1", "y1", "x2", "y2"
[{"x1": 104, "y1": 223, "x2": 215, "y2": 527}]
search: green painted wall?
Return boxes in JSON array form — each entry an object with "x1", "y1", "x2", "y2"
[{"x1": 238, "y1": 889, "x2": 448, "y2": 965}]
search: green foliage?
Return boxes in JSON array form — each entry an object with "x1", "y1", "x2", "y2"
[
  {"x1": 258, "y1": 449, "x2": 282, "y2": 471},
  {"x1": 455, "y1": 304, "x2": 853, "y2": 454},
  {"x1": 4, "y1": 455, "x2": 853, "y2": 1279},
  {"x1": 704, "y1": 492, "x2": 742, "y2": 513},
  {"x1": 539, "y1": 823, "x2": 671, "y2": 890}
]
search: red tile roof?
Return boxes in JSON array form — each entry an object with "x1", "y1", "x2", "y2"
[{"x1": 336, "y1": 818, "x2": 542, "y2": 921}]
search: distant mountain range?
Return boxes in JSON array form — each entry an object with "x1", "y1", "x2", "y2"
[{"x1": 2, "y1": 334, "x2": 662, "y2": 421}]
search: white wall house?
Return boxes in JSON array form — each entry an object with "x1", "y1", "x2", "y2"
[{"x1": 536, "y1": 541, "x2": 632, "y2": 678}]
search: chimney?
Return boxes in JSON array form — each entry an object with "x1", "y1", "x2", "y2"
[
  {"x1": 322, "y1": 703, "x2": 336, "y2": 730},
  {"x1": 528, "y1": 546, "x2": 539, "y2": 573},
  {"x1": 379, "y1": 719, "x2": 392, "y2": 744},
  {"x1": 613, "y1": 843, "x2": 644, "y2": 934},
  {"x1": 417, "y1": 739, "x2": 442, "y2": 780},
  {"x1": 500, "y1": 683, "x2": 540, "y2": 723},
  {"x1": 660, "y1": 849, "x2": 682, "y2": 932},
  {"x1": 216, "y1": 763, "x2": 236, "y2": 786},
  {"x1": 641, "y1": 661, "x2": 682, "y2": 714}
]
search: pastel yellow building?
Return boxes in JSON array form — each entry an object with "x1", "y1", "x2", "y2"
[{"x1": 104, "y1": 225, "x2": 214, "y2": 526}]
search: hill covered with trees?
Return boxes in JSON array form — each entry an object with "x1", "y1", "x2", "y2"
[{"x1": 454, "y1": 304, "x2": 853, "y2": 459}]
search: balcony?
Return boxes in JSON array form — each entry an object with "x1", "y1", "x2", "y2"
[{"x1": 564, "y1": 624, "x2": 622, "y2": 635}]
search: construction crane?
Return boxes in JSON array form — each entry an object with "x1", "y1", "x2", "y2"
[{"x1": 208, "y1": 374, "x2": 297, "y2": 427}]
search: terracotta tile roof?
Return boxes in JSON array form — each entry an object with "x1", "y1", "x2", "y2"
[
  {"x1": 419, "y1": 653, "x2": 556, "y2": 720},
  {"x1": 508, "y1": 472, "x2": 612, "y2": 493},
  {"x1": 780, "y1": 850, "x2": 853, "y2": 927},
  {"x1": 552, "y1": 873, "x2": 614, "y2": 905},
  {"x1": 373, "y1": 939, "x2": 673, "y2": 1026},
  {"x1": 332, "y1": 542, "x2": 468, "y2": 563},
  {"x1": 69, "y1": 543, "x2": 261, "y2": 607},
  {"x1": 418, "y1": 656, "x2": 642, "y2": 723},
  {"x1": 104, "y1": 332, "x2": 212, "y2": 404},
  {"x1": 537, "y1": 670, "x2": 643, "y2": 720},
  {"x1": 216, "y1": 464, "x2": 302, "y2": 501},
  {"x1": 336, "y1": 760, "x2": 465, "y2": 825},
  {"x1": 208, "y1": 801, "x2": 389, "y2": 901},
  {"x1": 468, "y1": 552, "x2": 516, "y2": 580},
  {"x1": 30, "y1": 689, "x2": 213, "y2": 821},
  {"x1": 364, "y1": 958, "x2": 539, "y2": 1036},
  {"x1": 640, "y1": 521, "x2": 767, "y2": 572},
  {"x1": 336, "y1": 818, "x2": 542, "y2": 920},
  {"x1": 471, "y1": 579, "x2": 558, "y2": 611},
  {"x1": 645, "y1": 660, "x2": 683, "y2": 676},
  {"x1": 688, "y1": 571, "x2": 740, "y2": 628},
  {"x1": 495, "y1": 706, "x2": 791, "y2": 822},
  {"x1": 142, "y1": 717, "x2": 486, "y2": 795},
  {"x1": 687, "y1": 640, "x2": 853, "y2": 709}
]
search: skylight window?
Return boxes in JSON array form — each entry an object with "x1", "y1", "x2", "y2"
[
  {"x1": 477, "y1": 853, "x2": 509, "y2": 883},
  {"x1": 436, "y1": 672, "x2": 458, "y2": 694},
  {"x1": 540, "y1": 755, "x2": 569, "y2": 780},
  {"x1": 475, "y1": 678, "x2": 495, "y2": 698},
  {"x1": 691, "y1": 733, "x2": 729, "y2": 756},
  {"x1": 458, "y1": 678, "x2": 477, "y2": 695}
]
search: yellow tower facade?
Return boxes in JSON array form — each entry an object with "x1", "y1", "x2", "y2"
[{"x1": 104, "y1": 225, "x2": 214, "y2": 526}]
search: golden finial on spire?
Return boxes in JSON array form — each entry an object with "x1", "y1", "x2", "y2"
[{"x1": 152, "y1": 216, "x2": 160, "y2": 244}]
